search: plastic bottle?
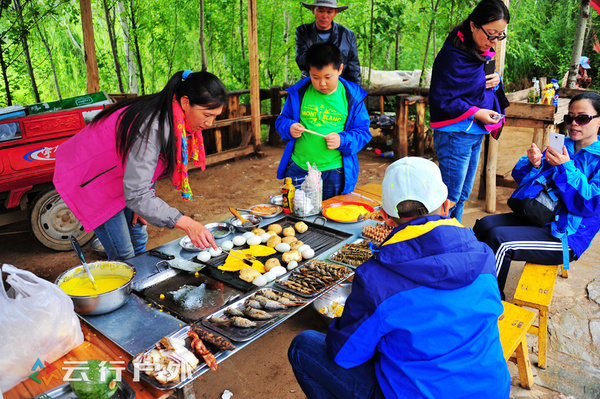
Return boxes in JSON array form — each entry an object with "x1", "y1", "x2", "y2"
[
  {"x1": 533, "y1": 77, "x2": 540, "y2": 103},
  {"x1": 282, "y1": 177, "x2": 295, "y2": 214},
  {"x1": 551, "y1": 78, "x2": 559, "y2": 112}
]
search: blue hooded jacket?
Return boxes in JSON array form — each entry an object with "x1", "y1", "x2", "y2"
[
  {"x1": 326, "y1": 216, "x2": 510, "y2": 399},
  {"x1": 511, "y1": 137, "x2": 600, "y2": 257},
  {"x1": 275, "y1": 77, "x2": 371, "y2": 195}
]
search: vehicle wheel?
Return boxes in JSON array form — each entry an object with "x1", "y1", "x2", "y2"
[{"x1": 29, "y1": 188, "x2": 94, "y2": 251}]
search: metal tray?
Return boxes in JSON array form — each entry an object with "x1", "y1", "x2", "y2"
[
  {"x1": 201, "y1": 287, "x2": 310, "y2": 342},
  {"x1": 274, "y1": 260, "x2": 353, "y2": 298},
  {"x1": 328, "y1": 238, "x2": 373, "y2": 269},
  {"x1": 194, "y1": 215, "x2": 353, "y2": 292},
  {"x1": 127, "y1": 325, "x2": 224, "y2": 390},
  {"x1": 132, "y1": 268, "x2": 243, "y2": 323},
  {"x1": 360, "y1": 222, "x2": 395, "y2": 245},
  {"x1": 32, "y1": 380, "x2": 135, "y2": 398}
]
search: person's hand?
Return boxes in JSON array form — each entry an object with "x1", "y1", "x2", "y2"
[
  {"x1": 290, "y1": 123, "x2": 305, "y2": 138},
  {"x1": 474, "y1": 109, "x2": 502, "y2": 125},
  {"x1": 545, "y1": 145, "x2": 570, "y2": 167},
  {"x1": 175, "y1": 215, "x2": 217, "y2": 250},
  {"x1": 131, "y1": 213, "x2": 148, "y2": 227},
  {"x1": 485, "y1": 72, "x2": 500, "y2": 89},
  {"x1": 324, "y1": 132, "x2": 341, "y2": 149},
  {"x1": 527, "y1": 143, "x2": 543, "y2": 168}
]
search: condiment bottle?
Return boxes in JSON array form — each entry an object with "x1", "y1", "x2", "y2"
[{"x1": 282, "y1": 177, "x2": 295, "y2": 214}]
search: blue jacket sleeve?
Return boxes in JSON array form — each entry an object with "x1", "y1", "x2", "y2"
[
  {"x1": 325, "y1": 271, "x2": 384, "y2": 368},
  {"x1": 337, "y1": 99, "x2": 371, "y2": 156},
  {"x1": 553, "y1": 161, "x2": 600, "y2": 217},
  {"x1": 275, "y1": 96, "x2": 296, "y2": 142}
]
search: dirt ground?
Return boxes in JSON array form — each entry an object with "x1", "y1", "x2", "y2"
[{"x1": 0, "y1": 127, "x2": 557, "y2": 399}]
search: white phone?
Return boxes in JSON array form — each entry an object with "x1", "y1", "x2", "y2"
[{"x1": 548, "y1": 132, "x2": 565, "y2": 152}]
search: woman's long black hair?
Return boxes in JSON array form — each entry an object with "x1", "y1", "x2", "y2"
[
  {"x1": 92, "y1": 70, "x2": 227, "y2": 177},
  {"x1": 453, "y1": 0, "x2": 510, "y2": 61}
]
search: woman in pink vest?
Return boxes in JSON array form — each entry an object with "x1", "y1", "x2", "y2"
[{"x1": 54, "y1": 70, "x2": 226, "y2": 260}]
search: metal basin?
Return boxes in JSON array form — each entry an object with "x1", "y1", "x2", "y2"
[
  {"x1": 226, "y1": 214, "x2": 263, "y2": 232},
  {"x1": 55, "y1": 261, "x2": 136, "y2": 316},
  {"x1": 311, "y1": 282, "x2": 352, "y2": 325}
]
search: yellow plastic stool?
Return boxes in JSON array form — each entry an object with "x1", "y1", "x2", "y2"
[
  {"x1": 512, "y1": 263, "x2": 559, "y2": 369},
  {"x1": 499, "y1": 301, "x2": 536, "y2": 389}
]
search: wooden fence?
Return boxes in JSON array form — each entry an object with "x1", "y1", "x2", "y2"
[{"x1": 200, "y1": 86, "x2": 431, "y2": 166}]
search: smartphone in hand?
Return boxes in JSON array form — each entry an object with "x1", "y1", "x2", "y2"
[
  {"x1": 484, "y1": 60, "x2": 496, "y2": 77},
  {"x1": 548, "y1": 132, "x2": 565, "y2": 152}
]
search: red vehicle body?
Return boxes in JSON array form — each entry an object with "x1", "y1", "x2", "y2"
[{"x1": 0, "y1": 105, "x2": 107, "y2": 250}]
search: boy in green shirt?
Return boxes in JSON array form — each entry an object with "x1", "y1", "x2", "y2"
[{"x1": 275, "y1": 42, "x2": 371, "y2": 199}]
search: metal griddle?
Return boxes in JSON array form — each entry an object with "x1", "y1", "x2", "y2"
[
  {"x1": 133, "y1": 268, "x2": 243, "y2": 323},
  {"x1": 194, "y1": 215, "x2": 353, "y2": 291}
]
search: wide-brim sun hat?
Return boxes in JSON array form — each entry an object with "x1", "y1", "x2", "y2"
[
  {"x1": 381, "y1": 157, "x2": 448, "y2": 218},
  {"x1": 302, "y1": 0, "x2": 349, "y2": 11}
]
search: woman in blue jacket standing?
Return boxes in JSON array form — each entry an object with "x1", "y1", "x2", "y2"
[
  {"x1": 429, "y1": 0, "x2": 509, "y2": 221},
  {"x1": 474, "y1": 92, "x2": 600, "y2": 297}
]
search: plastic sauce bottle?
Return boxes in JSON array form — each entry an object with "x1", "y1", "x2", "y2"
[
  {"x1": 551, "y1": 78, "x2": 560, "y2": 112},
  {"x1": 282, "y1": 177, "x2": 295, "y2": 214}
]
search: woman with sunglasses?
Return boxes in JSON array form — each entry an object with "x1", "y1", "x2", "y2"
[
  {"x1": 429, "y1": 0, "x2": 510, "y2": 222},
  {"x1": 473, "y1": 92, "x2": 600, "y2": 298}
]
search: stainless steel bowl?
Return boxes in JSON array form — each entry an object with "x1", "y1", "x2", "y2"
[
  {"x1": 226, "y1": 214, "x2": 263, "y2": 232},
  {"x1": 55, "y1": 261, "x2": 136, "y2": 316},
  {"x1": 205, "y1": 222, "x2": 234, "y2": 238},
  {"x1": 311, "y1": 283, "x2": 352, "y2": 325}
]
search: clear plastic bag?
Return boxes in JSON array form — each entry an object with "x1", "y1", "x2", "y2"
[{"x1": 0, "y1": 264, "x2": 84, "y2": 392}]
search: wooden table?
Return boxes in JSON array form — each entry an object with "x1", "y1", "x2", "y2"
[
  {"x1": 5, "y1": 185, "x2": 383, "y2": 399},
  {"x1": 322, "y1": 183, "x2": 382, "y2": 207},
  {"x1": 4, "y1": 322, "x2": 173, "y2": 399}
]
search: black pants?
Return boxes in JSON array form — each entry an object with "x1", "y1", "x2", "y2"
[{"x1": 473, "y1": 213, "x2": 577, "y2": 296}]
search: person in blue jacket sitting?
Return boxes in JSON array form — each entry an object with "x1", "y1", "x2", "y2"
[
  {"x1": 275, "y1": 41, "x2": 371, "y2": 200},
  {"x1": 288, "y1": 157, "x2": 510, "y2": 399},
  {"x1": 474, "y1": 92, "x2": 600, "y2": 298}
]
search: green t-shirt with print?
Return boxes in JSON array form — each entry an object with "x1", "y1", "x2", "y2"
[{"x1": 291, "y1": 84, "x2": 348, "y2": 171}]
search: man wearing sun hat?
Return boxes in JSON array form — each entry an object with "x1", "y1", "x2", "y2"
[
  {"x1": 288, "y1": 157, "x2": 509, "y2": 398},
  {"x1": 562, "y1": 55, "x2": 593, "y2": 89},
  {"x1": 295, "y1": 0, "x2": 361, "y2": 84}
]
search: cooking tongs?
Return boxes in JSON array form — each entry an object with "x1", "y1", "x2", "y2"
[{"x1": 220, "y1": 247, "x2": 258, "y2": 266}]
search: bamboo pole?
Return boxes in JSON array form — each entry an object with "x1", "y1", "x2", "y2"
[
  {"x1": 247, "y1": 0, "x2": 261, "y2": 151},
  {"x1": 79, "y1": 0, "x2": 99, "y2": 93}
]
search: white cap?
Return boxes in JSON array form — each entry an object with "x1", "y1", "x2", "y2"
[{"x1": 381, "y1": 157, "x2": 448, "y2": 218}]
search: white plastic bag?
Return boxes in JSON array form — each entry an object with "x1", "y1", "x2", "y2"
[{"x1": 0, "y1": 264, "x2": 84, "y2": 392}]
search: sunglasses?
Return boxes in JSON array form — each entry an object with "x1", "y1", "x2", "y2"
[
  {"x1": 564, "y1": 114, "x2": 600, "y2": 125},
  {"x1": 479, "y1": 26, "x2": 507, "y2": 41}
]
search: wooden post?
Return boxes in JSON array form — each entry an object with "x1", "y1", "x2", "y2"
[
  {"x1": 415, "y1": 99, "x2": 426, "y2": 156},
  {"x1": 394, "y1": 94, "x2": 409, "y2": 159},
  {"x1": 79, "y1": 0, "x2": 99, "y2": 93},
  {"x1": 228, "y1": 95, "x2": 240, "y2": 146},
  {"x1": 269, "y1": 85, "x2": 282, "y2": 145},
  {"x1": 247, "y1": 0, "x2": 261, "y2": 151},
  {"x1": 484, "y1": 0, "x2": 510, "y2": 212},
  {"x1": 485, "y1": 138, "x2": 498, "y2": 213}
]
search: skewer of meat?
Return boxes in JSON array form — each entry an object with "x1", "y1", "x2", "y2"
[
  {"x1": 187, "y1": 330, "x2": 218, "y2": 371},
  {"x1": 192, "y1": 326, "x2": 236, "y2": 351},
  {"x1": 243, "y1": 306, "x2": 277, "y2": 320}
]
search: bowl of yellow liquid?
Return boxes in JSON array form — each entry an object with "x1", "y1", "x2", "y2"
[{"x1": 55, "y1": 261, "x2": 136, "y2": 315}]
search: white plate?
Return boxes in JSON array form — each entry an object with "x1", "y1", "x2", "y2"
[
  {"x1": 179, "y1": 236, "x2": 204, "y2": 251},
  {"x1": 249, "y1": 204, "x2": 282, "y2": 218}
]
